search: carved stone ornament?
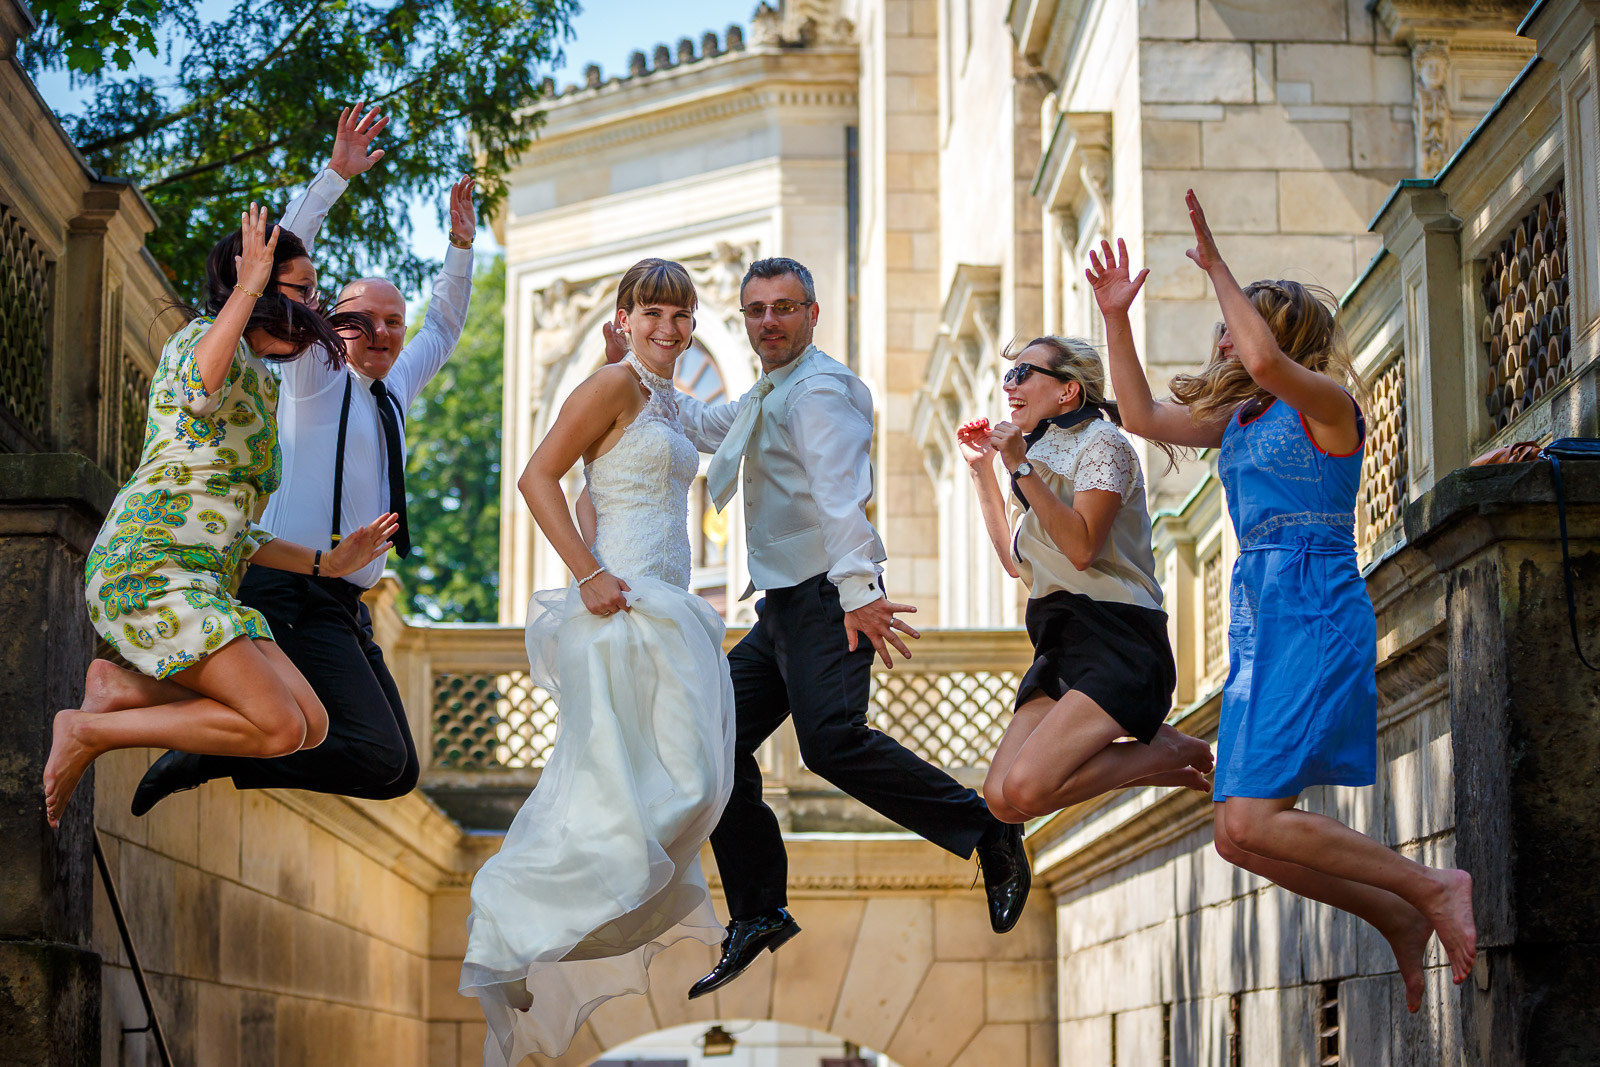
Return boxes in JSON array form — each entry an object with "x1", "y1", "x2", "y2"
[
  {"x1": 532, "y1": 276, "x2": 611, "y2": 364},
  {"x1": 750, "y1": 2, "x2": 783, "y2": 46},
  {"x1": 1413, "y1": 40, "x2": 1451, "y2": 176},
  {"x1": 688, "y1": 240, "x2": 760, "y2": 328}
]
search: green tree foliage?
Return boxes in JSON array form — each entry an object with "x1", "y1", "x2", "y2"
[
  {"x1": 394, "y1": 256, "x2": 505, "y2": 621},
  {"x1": 22, "y1": 0, "x2": 575, "y2": 298}
]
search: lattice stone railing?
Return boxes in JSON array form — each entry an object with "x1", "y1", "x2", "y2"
[
  {"x1": 1201, "y1": 549, "x2": 1227, "y2": 679},
  {"x1": 419, "y1": 623, "x2": 1032, "y2": 783},
  {"x1": 1358, "y1": 354, "x2": 1408, "y2": 548},
  {"x1": 0, "y1": 203, "x2": 53, "y2": 445},
  {"x1": 119, "y1": 357, "x2": 152, "y2": 480},
  {"x1": 1480, "y1": 182, "x2": 1569, "y2": 431}
]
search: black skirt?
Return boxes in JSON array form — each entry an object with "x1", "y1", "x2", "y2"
[{"x1": 1015, "y1": 589, "x2": 1177, "y2": 744}]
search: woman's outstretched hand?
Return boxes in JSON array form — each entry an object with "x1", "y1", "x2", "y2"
[
  {"x1": 1086, "y1": 237, "x2": 1150, "y2": 316},
  {"x1": 579, "y1": 570, "x2": 631, "y2": 617},
  {"x1": 234, "y1": 203, "x2": 279, "y2": 296},
  {"x1": 1184, "y1": 188, "x2": 1225, "y2": 273},
  {"x1": 325, "y1": 512, "x2": 399, "y2": 577},
  {"x1": 329, "y1": 101, "x2": 389, "y2": 180},
  {"x1": 956, "y1": 417, "x2": 996, "y2": 468}
]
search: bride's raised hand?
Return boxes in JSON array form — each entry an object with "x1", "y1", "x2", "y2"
[
  {"x1": 1086, "y1": 237, "x2": 1149, "y2": 316},
  {"x1": 580, "y1": 570, "x2": 631, "y2": 617}
]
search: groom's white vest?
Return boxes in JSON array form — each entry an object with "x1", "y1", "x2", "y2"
[{"x1": 740, "y1": 346, "x2": 887, "y2": 597}]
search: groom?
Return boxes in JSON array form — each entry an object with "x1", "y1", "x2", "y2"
[{"x1": 670, "y1": 257, "x2": 1031, "y2": 998}]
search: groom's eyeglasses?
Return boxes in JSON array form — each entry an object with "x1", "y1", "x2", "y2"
[
  {"x1": 740, "y1": 300, "x2": 813, "y2": 319},
  {"x1": 1003, "y1": 362, "x2": 1074, "y2": 387}
]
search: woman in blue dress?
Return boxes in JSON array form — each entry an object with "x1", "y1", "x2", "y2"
[{"x1": 1085, "y1": 191, "x2": 1475, "y2": 1013}]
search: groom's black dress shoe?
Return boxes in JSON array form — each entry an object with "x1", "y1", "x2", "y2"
[
  {"x1": 976, "y1": 822, "x2": 1031, "y2": 933},
  {"x1": 131, "y1": 751, "x2": 208, "y2": 816},
  {"x1": 687, "y1": 910, "x2": 801, "y2": 1000}
]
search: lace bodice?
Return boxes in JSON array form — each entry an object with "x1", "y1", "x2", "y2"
[{"x1": 585, "y1": 354, "x2": 700, "y2": 589}]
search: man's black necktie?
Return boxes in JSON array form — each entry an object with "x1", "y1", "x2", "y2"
[{"x1": 370, "y1": 378, "x2": 411, "y2": 558}]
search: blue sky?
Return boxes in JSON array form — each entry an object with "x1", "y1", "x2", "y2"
[{"x1": 31, "y1": 0, "x2": 756, "y2": 277}]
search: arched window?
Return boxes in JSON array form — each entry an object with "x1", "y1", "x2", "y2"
[{"x1": 675, "y1": 342, "x2": 726, "y2": 403}]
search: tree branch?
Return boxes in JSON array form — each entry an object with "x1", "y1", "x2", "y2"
[
  {"x1": 143, "y1": 132, "x2": 295, "y2": 190},
  {"x1": 79, "y1": 0, "x2": 330, "y2": 155}
]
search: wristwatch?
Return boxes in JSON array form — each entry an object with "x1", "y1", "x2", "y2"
[
  {"x1": 1010, "y1": 461, "x2": 1034, "y2": 479},
  {"x1": 448, "y1": 232, "x2": 473, "y2": 249}
]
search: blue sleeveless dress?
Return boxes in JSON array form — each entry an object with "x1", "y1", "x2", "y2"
[{"x1": 1214, "y1": 397, "x2": 1377, "y2": 800}]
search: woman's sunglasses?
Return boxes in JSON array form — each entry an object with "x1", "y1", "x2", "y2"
[{"x1": 1003, "y1": 362, "x2": 1074, "y2": 387}]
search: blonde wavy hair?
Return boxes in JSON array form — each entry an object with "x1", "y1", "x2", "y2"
[
  {"x1": 1168, "y1": 280, "x2": 1364, "y2": 425},
  {"x1": 1006, "y1": 335, "x2": 1181, "y2": 469}
]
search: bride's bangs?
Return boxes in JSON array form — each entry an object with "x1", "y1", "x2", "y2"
[{"x1": 619, "y1": 258, "x2": 698, "y2": 312}]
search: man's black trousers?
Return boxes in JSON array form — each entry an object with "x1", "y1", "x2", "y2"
[
  {"x1": 193, "y1": 565, "x2": 419, "y2": 798},
  {"x1": 708, "y1": 573, "x2": 995, "y2": 919}
]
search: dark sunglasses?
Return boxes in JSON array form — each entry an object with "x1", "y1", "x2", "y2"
[{"x1": 1003, "y1": 362, "x2": 1074, "y2": 387}]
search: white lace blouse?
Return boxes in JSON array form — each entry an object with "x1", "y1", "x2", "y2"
[{"x1": 1009, "y1": 418, "x2": 1165, "y2": 611}]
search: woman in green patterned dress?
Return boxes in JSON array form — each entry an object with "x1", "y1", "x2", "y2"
[{"x1": 44, "y1": 204, "x2": 398, "y2": 828}]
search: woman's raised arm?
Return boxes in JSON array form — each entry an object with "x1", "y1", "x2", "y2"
[{"x1": 1088, "y1": 237, "x2": 1227, "y2": 450}]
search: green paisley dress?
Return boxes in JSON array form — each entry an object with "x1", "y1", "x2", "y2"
[{"x1": 85, "y1": 317, "x2": 282, "y2": 678}]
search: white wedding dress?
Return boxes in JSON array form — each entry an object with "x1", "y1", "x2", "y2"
[{"x1": 460, "y1": 354, "x2": 736, "y2": 1064}]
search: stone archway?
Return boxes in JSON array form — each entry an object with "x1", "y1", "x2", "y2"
[{"x1": 432, "y1": 835, "x2": 1057, "y2": 1067}]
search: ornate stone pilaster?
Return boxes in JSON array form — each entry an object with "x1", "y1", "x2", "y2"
[{"x1": 1413, "y1": 39, "x2": 1452, "y2": 176}]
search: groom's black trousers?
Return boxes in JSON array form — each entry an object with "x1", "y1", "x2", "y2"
[
  {"x1": 709, "y1": 572, "x2": 995, "y2": 919},
  {"x1": 191, "y1": 565, "x2": 420, "y2": 798}
]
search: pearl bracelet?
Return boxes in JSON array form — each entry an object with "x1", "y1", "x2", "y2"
[{"x1": 576, "y1": 567, "x2": 606, "y2": 586}]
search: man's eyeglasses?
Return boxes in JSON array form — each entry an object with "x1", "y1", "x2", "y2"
[
  {"x1": 278, "y1": 281, "x2": 321, "y2": 304},
  {"x1": 740, "y1": 299, "x2": 812, "y2": 319},
  {"x1": 1003, "y1": 362, "x2": 1074, "y2": 387}
]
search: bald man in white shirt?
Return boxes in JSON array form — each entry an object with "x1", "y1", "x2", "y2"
[{"x1": 132, "y1": 108, "x2": 476, "y2": 814}]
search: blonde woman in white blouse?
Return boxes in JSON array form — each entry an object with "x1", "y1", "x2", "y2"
[{"x1": 957, "y1": 336, "x2": 1215, "y2": 822}]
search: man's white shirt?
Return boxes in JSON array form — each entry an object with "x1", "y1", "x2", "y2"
[
  {"x1": 677, "y1": 365, "x2": 885, "y2": 612},
  {"x1": 258, "y1": 168, "x2": 474, "y2": 588}
]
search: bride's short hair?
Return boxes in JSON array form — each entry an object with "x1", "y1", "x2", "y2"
[{"x1": 616, "y1": 258, "x2": 698, "y2": 312}]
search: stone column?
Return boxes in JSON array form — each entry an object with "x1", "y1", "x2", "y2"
[
  {"x1": 0, "y1": 454, "x2": 117, "y2": 1066},
  {"x1": 1374, "y1": 184, "x2": 1470, "y2": 497}
]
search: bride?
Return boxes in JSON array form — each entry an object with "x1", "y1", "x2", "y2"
[{"x1": 460, "y1": 259, "x2": 736, "y2": 1063}]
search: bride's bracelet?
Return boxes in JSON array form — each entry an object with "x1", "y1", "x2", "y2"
[{"x1": 576, "y1": 566, "x2": 606, "y2": 587}]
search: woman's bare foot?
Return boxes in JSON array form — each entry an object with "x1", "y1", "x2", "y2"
[
  {"x1": 1155, "y1": 724, "x2": 1215, "y2": 774},
  {"x1": 1380, "y1": 904, "x2": 1434, "y2": 1012},
  {"x1": 1125, "y1": 766, "x2": 1212, "y2": 793},
  {"x1": 43, "y1": 709, "x2": 98, "y2": 829},
  {"x1": 1417, "y1": 868, "x2": 1476, "y2": 984}
]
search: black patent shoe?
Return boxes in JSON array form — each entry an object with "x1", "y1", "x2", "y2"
[
  {"x1": 687, "y1": 910, "x2": 801, "y2": 1000},
  {"x1": 976, "y1": 821, "x2": 1031, "y2": 933},
  {"x1": 131, "y1": 751, "x2": 208, "y2": 817}
]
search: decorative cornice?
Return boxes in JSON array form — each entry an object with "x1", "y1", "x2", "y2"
[{"x1": 518, "y1": 86, "x2": 858, "y2": 169}]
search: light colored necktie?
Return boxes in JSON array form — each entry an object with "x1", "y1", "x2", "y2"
[{"x1": 705, "y1": 375, "x2": 776, "y2": 510}]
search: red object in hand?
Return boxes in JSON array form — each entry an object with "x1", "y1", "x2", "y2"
[{"x1": 957, "y1": 417, "x2": 990, "y2": 438}]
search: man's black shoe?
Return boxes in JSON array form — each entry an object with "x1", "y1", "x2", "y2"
[
  {"x1": 976, "y1": 821, "x2": 1030, "y2": 933},
  {"x1": 687, "y1": 910, "x2": 801, "y2": 1000},
  {"x1": 130, "y1": 751, "x2": 208, "y2": 817}
]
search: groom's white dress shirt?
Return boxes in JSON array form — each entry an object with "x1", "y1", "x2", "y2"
[
  {"x1": 677, "y1": 345, "x2": 887, "y2": 612},
  {"x1": 258, "y1": 168, "x2": 474, "y2": 588}
]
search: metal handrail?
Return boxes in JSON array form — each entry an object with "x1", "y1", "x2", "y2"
[{"x1": 92, "y1": 829, "x2": 172, "y2": 1067}]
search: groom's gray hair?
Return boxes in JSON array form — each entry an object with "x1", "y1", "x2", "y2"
[{"x1": 741, "y1": 257, "x2": 816, "y2": 303}]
